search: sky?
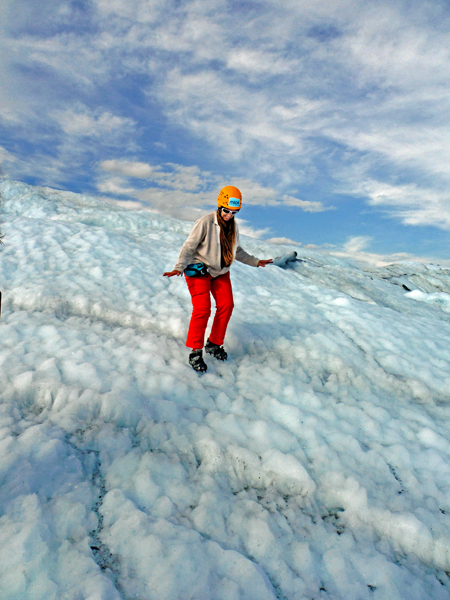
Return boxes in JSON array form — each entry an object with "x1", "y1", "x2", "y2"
[{"x1": 1, "y1": 0, "x2": 450, "y2": 262}]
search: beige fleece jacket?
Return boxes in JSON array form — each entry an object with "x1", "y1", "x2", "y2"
[{"x1": 174, "y1": 212, "x2": 260, "y2": 278}]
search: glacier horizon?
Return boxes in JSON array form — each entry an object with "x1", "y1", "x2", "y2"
[{"x1": 1, "y1": 178, "x2": 450, "y2": 600}]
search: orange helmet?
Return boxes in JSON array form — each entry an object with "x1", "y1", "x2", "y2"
[{"x1": 217, "y1": 186, "x2": 242, "y2": 210}]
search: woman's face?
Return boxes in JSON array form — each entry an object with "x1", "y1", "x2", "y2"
[{"x1": 221, "y1": 208, "x2": 237, "y2": 221}]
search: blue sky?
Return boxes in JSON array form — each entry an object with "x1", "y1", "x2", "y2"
[{"x1": 1, "y1": 0, "x2": 450, "y2": 264}]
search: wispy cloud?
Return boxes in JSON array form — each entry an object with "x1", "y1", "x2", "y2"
[
  {"x1": 226, "y1": 49, "x2": 297, "y2": 77},
  {"x1": 100, "y1": 160, "x2": 210, "y2": 191},
  {"x1": 342, "y1": 236, "x2": 373, "y2": 254},
  {"x1": 0, "y1": 146, "x2": 15, "y2": 167},
  {"x1": 330, "y1": 235, "x2": 448, "y2": 267},
  {"x1": 352, "y1": 179, "x2": 450, "y2": 231},
  {"x1": 53, "y1": 106, "x2": 136, "y2": 141},
  {"x1": 266, "y1": 237, "x2": 302, "y2": 245},
  {"x1": 282, "y1": 195, "x2": 335, "y2": 213},
  {"x1": 98, "y1": 160, "x2": 332, "y2": 219}
]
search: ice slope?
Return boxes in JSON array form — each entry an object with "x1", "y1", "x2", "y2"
[{"x1": 1, "y1": 178, "x2": 450, "y2": 600}]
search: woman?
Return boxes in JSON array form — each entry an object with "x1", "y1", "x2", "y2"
[{"x1": 164, "y1": 185, "x2": 272, "y2": 372}]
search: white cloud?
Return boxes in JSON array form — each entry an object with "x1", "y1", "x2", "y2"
[
  {"x1": 99, "y1": 160, "x2": 220, "y2": 196},
  {"x1": 230, "y1": 179, "x2": 333, "y2": 212},
  {"x1": 330, "y1": 235, "x2": 438, "y2": 267},
  {"x1": 97, "y1": 161, "x2": 334, "y2": 218},
  {"x1": 0, "y1": 146, "x2": 15, "y2": 165},
  {"x1": 352, "y1": 180, "x2": 450, "y2": 231},
  {"x1": 100, "y1": 160, "x2": 156, "y2": 179},
  {"x1": 96, "y1": 176, "x2": 138, "y2": 197},
  {"x1": 0, "y1": 146, "x2": 15, "y2": 178},
  {"x1": 342, "y1": 5, "x2": 450, "y2": 90},
  {"x1": 282, "y1": 195, "x2": 334, "y2": 213},
  {"x1": 226, "y1": 49, "x2": 297, "y2": 76},
  {"x1": 54, "y1": 106, "x2": 136, "y2": 141},
  {"x1": 235, "y1": 221, "x2": 270, "y2": 239},
  {"x1": 95, "y1": 0, "x2": 163, "y2": 21},
  {"x1": 96, "y1": 160, "x2": 216, "y2": 219},
  {"x1": 153, "y1": 67, "x2": 325, "y2": 172},
  {"x1": 266, "y1": 237, "x2": 301, "y2": 245},
  {"x1": 343, "y1": 236, "x2": 372, "y2": 253}
]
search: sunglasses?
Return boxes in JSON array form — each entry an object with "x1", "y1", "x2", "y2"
[{"x1": 221, "y1": 208, "x2": 240, "y2": 215}]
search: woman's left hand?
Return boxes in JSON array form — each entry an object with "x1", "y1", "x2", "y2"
[{"x1": 257, "y1": 259, "x2": 273, "y2": 267}]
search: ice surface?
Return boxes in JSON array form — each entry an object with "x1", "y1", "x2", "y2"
[{"x1": 1, "y1": 178, "x2": 450, "y2": 599}]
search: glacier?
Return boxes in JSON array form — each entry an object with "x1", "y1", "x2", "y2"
[{"x1": 1, "y1": 178, "x2": 450, "y2": 600}]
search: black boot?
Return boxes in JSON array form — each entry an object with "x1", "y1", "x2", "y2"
[
  {"x1": 205, "y1": 339, "x2": 228, "y2": 361},
  {"x1": 189, "y1": 349, "x2": 207, "y2": 372}
]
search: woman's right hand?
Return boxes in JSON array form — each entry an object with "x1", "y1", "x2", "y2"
[{"x1": 163, "y1": 270, "x2": 181, "y2": 277}]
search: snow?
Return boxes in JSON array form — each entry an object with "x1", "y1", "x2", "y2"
[{"x1": 1, "y1": 178, "x2": 450, "y2": 599}]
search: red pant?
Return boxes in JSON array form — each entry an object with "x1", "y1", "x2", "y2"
[{"x1": 185, "y1": 271, "x2": 234, "y2": 350}]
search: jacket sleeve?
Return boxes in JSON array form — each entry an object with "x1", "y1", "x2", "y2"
[
  {"x1": 174, "y1": 218, "x2": 207, "y2": 272},
  {"x1": 235, "y1": 245, "x2": 260, "y2": 267},
  {"x1": 234, "y1": 224, "x2": 259, "y2": 267}
]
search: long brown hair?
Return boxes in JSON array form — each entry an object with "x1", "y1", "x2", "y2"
[{"x1": 217, "y1": 209, "x2": 236, "y2": 266}]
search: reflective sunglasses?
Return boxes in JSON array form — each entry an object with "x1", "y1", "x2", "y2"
[{"x1": 221, "y1": 207, "x2": 240, "y2": 215}]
